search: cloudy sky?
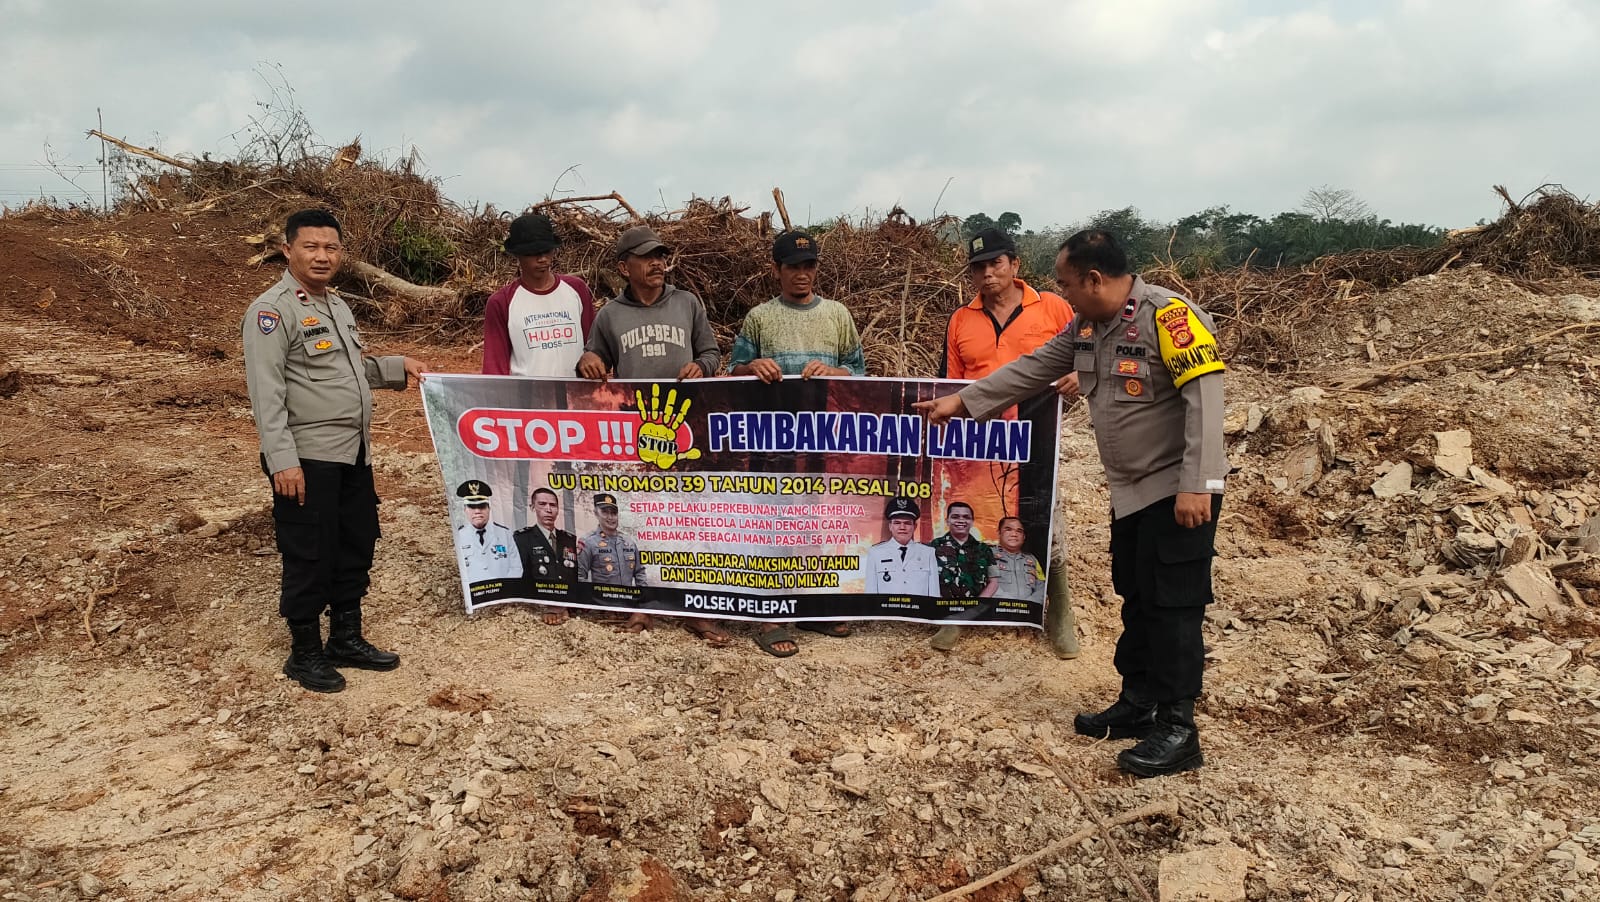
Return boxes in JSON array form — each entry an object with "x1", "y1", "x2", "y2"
[{"x1": 2, "y1": 0, "x2": 1595, "y2": 229}]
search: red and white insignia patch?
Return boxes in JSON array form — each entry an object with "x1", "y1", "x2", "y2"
[{"x1": 1158, "y1": 306, "x2": 1194, "y2": 348}]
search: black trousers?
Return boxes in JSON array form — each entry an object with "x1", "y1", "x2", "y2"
[
  {"x1": 265, "y1": 453, "x2": 380, "y2": 622},
  {"x1": 1109, "y1": 494, "x2": 1222, "y2": 705}
]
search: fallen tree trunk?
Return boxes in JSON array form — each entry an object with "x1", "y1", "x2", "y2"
[{"x1": 338, "y1": 260, "x2": 460, "y2": 325}]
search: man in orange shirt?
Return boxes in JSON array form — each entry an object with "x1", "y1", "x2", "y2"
[
  {"x1": 941, "y1": 228, "x2": 1075, "y2": 380},
  {"x1": 933, "y1": 228, "x2": 1080, "y2": 658}
]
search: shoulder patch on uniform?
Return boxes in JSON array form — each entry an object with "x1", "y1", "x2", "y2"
[
  {"x1": 257, "y1": 311, "x2": 280, "y2": 335},
  {"x1": 1155, "y1": 299, "x2": 1226, "y2": 389}
]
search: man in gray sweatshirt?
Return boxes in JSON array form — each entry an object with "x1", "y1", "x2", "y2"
[
  {"x1": 577, "y1": 225, "x2": 728, "y2": 645},
  {"x1": 576, "y1": 226, "x2": 721, "y2": 381}
]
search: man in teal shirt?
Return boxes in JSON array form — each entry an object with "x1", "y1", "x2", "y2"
[
  {"x1": 731, "y1": 230, "x2": 866, "y2": 655},
  {"x1": 730, "y1": 230, "x2": 865, "y2": 381}
]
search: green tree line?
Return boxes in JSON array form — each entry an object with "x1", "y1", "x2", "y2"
[{"x1": 959, "y1": 187, "x2": 1446, "y2": 278}]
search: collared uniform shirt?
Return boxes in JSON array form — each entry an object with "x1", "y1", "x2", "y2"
[
  {"x1": 242, "y1": 271, "x2": 409, "y2": 473},
  {"x1": 990, "y1": 549, "x2": 1046, "y2": 603},
  {"x1": 960, "y1": 276, "x2": 1227, "y2": 518},
  {"x1": 456, "y1": 521, "x2": 523, "y2": 582},
  {"x1": 514, "y1": 525, "x2": 576, "y2": 580},
  {"x1": 859, "y1": 539, "x2": 941, "y2": 596},
  {"x1": 578, "y1": 530, "x2": 646, "y2": 586},
  {"x1": 931, "y1": 533, "x2": 996, "y2": 599}
]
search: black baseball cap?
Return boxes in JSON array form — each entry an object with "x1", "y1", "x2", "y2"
[
  {"x1": 456, "y1": 480, "x2": 492, "y2": 506},
  {"x1": 772, "y1": 230, "x2": 820, "y2": 265},
  {"x1": 885, "y1": 496, "x2": 920, "y2": 520},
  {"x1": 594, "y1": 493, "x2": 620, "y2": 510},
  {"x1": 965, "y1": 227, "x2": 1017, "y2": 264},
  {"x1": 505, "y1": 213, "x2": 560, "y2": 256}
]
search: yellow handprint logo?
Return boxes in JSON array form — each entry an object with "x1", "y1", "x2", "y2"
[{"x1": 634, "y1": 384, "x2": 702, "y2": 470}]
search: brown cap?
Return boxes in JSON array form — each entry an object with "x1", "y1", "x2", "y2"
[{"x1": 614, "y1": 225, "x2": 670, "y2": 259}]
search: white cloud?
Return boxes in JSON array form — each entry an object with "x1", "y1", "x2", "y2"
[{"x1": 0, "y1": 0, "x2": 1594, "y2": 227}]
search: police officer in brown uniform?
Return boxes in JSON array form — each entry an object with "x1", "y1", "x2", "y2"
[
  {"x1": 243, "y1": 209, "x2": 429, "y2": 693},
  {"x1": 576, "y1": 493, "x2": 645, "y2": 586},
  {"x1": 916, "y1": 229, "x2": 1227, "y2": 777},
  {"x1": 990, "y1": 517, "x2": 1047, "y2": 604}
]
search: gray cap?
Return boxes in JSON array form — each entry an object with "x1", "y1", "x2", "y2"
[{"x1": 615, "y1": 225, "x2": 670, "y2": 259}]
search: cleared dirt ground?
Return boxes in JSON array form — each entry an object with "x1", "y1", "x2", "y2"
[{"x1": 2, "y1": 210, "x2": 1598, "y2": 901}]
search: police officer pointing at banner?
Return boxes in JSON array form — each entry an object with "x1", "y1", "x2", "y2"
[
  {"x1": 916, "y1": 230, "x2": 1227, "y2": 778},
  {"x1": 243, "y1": 208, "x2": 428, "y2": 694},
  {"x1": 455, "y1": 480, "x2": 522, "y2": 583},
  {"x1": 860, "y1": 496, "x2": 940, "y2": 597}
]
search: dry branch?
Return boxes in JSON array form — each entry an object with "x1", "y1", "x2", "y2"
[
  {"x1": 39, "y1": 803, "x2": 303, "y2": 852},
  {"x1": 922, "y1": 800, "x2": 1179, "y2": 902},
  {"x1": 1026, "y1": 740, "x2": 1157, "y2": 902},
  {"x1": 82, "y1": 579, "x2": 120, "y2": 648},
  {"x1": 532, "y1": 191, "x2": 640, "y2": 221},
  {"x1": 1340, "y1": 321, "x2": 1600, "y2": 389},
  {"x1": 772, "y1": 187, "x2": 792, "y2": 231},
  {"x1": 1484, "y1": 831, "x2": 1569, "y2": 899},
  {"x1": 87, "y1": 130, "x2": 192, "y2": 170}
]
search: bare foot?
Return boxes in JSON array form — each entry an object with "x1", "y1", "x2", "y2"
[
  {"x1": 619, "y1": 612, "x2": 653, "y2": 633},
  {"x1": 684, "y1": 618, "x2": 733, "y2": 648},
  {"x1": 542, "y1": 608, "x2": 569, "y2": 626}
]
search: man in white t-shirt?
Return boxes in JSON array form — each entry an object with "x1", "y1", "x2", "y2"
[{"x1": 482, "y1": 212, "x2": 596, "y2": 377}]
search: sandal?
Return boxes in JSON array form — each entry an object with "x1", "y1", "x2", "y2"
[
  {"x1": 796, "y1": 621, "x2": 853, "y2": 638},
  {"x1": 684, "y1": 618, "x2": 733, "y2": 648},
  {"x1": 754, "y1": 626, "x2": 799, "y2": 658}
]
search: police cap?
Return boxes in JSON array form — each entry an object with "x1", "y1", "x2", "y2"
[
  {"x1": 594, "y1": 492, "x2": 620, "y2": 511},
  {"x1": 456, "y1": 480, "x2": 492, "y2": 506},
  {"x1": 885, "y1": 495, "x2": 920, "y2": 520}
]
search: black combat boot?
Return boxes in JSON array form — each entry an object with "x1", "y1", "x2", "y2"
[
  {"x1": 325, "y1": 607, "x2": 400, "y2": 671},
  {"x1": 1117, "y1": 699, "x2": 1203, "y2": 777},
  {"x1": 284, "y1": 619, "x2": 345, "y2": 693},
  {"x1": 1073, "y1": 694, "x2": 1157, "y2": 739}
]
